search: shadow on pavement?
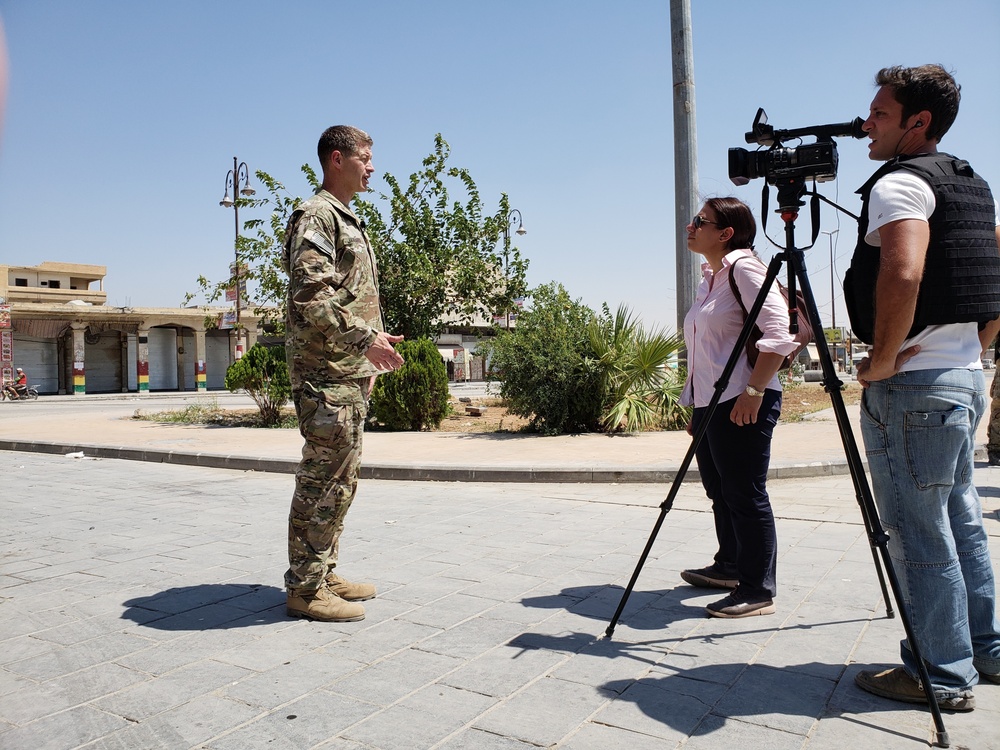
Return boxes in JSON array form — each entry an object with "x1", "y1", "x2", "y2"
[
  {"x1": 598, "y1": 662, "x2": 917, "y2": 743},
  {"x1": 121, "y1": 583, "x2": 287, "y2": 630}
]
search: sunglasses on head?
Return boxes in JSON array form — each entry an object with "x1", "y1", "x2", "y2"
[{"x1": 692, "y1": 215, "x2": 721, "y2": 229}]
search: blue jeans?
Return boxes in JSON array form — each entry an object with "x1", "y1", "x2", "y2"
[
  {"x1": 692, "y1": 390, "x2": 781, "y2": 599},
  {"x1": 860, "y1": 368, "x2": 1000, "y2": 696}
]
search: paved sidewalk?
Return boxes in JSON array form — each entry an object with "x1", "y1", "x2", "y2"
[
  {"x1": 2, "y1": 390, "x2": 989, "y2": 482},
  {"x1": 1, "y1": 452, "x2": 998, "y2": 749}
]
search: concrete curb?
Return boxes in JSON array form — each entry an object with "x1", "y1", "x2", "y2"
[{"x1": 0, "y1": 437, "x2": 869, "y2": 483}]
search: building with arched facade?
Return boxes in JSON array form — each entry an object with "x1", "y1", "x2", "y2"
[{"x1": 1, "y1": 262, "x2": 261, "y2": 395}]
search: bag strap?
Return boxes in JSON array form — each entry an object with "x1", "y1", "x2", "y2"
[{"x1": 727, "y1": 256, "x2": 749, "y2": 318}]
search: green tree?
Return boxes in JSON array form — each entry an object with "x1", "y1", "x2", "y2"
[
  {"x1": 481, "y1": 283, "x2": 603, "y2": 435},
  {"x1": 186, "y1": 166, "x2": 319, "y2": 333},
  {"x1": 354, "y1": 134, "x2": 528, "y2": 340},
  {"x1": 224, "y1": 343, "x2": 291, "y2": 427},
  {"x1": 368, "y1": 338, "x2": 451, "y2": 430},
  {"x1": 588, "y1": 304, "x2": 689, "y2": 432}
]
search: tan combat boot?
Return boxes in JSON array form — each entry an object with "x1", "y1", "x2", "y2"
[
  {"x1": 286, "y1": 587, "x2": 365, "y2": 622},
  {"x1": 325, "y1": 572, "x2": 377, "y2": 602}
]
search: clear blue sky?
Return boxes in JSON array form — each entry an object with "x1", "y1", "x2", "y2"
[{"x1": 1, "y1": 0, "x2": 998, "y2": 332}]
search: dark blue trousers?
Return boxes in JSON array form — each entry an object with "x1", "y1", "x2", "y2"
[{"x1": 691, "y1": 390, "x2": 781, "y2": 599}]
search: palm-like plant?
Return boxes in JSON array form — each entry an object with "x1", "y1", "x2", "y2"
[{"x1": 588, "y1": 304, "x2": 688, "y2": 432}]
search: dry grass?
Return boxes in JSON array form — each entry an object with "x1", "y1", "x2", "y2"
[
  {"x1": 132, "y1": 381, "x2": 861, "y2": 433},
  {"x1": 780, "y1": 380, "x2": 863, "y2": 422}
]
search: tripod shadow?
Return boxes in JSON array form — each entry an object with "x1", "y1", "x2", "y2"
[
  {"x1": 121, "y1": 583, "x2": 287, "y2": 630},
  {"x1": 521, "y1": 583, "x2": 709, "y2": 630}
]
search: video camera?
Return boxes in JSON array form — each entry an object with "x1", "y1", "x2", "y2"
[{"x1": 729, "y1": 108, "x2": 866, "y2": 187}]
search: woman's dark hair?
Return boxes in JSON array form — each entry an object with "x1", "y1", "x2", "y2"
[{"x1": 705, "y1": 197, "x2": 756, "y2": 251}]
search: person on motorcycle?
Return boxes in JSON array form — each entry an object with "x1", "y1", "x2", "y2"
[{"x1": 4, "y1": 367, "x2": 27, "y2": 400}]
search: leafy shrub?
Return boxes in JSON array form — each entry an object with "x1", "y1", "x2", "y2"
[
  {"x1": 368, "y1": 337, "x2": 451, "y2": 430},
  {"x1": 225, "y1": 343, "x2": 291, "y2": 427},
  {"x1": 480, "y1": 283, "x2": 603, "y2": 435}
]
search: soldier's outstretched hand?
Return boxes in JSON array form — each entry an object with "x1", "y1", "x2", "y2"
[{"x1": 365, "y1": 332, "x2": 405, "y2": 371}]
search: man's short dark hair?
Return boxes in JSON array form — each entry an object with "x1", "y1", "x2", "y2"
[
  {"x1": 317, "y1": 126, "x2": 373, "y2": 169},
  {"x1": 875, "y1": 65, "x2": 961, "y2": 143}
]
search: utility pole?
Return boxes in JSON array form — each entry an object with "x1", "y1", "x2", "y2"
[{"x1": 671, "y1": 0, "x2": 700, "y2": 342}]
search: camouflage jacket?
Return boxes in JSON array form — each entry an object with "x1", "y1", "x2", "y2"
[{"x1": 281, "y1": 190, "x2": 384, "y2": 387}]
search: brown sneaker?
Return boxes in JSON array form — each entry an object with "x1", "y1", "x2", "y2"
[
  {"x1": 325, "y1": 572, "x2": 377, "y2": 602},
  {"x1": 855, "y1": 667, "x2": 975, "y2": 712},
  {"x1": 287, "y1": 587, "x2": 365, "y2": 622}
]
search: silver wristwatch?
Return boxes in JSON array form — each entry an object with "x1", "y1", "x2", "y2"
[{"x1": 745, "y1": 384, "x2": 765, "y2": 398}]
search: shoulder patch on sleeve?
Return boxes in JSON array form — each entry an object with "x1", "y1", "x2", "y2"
[{"x1": 305, "y1": 229, "x2": 337, "y2": 258}]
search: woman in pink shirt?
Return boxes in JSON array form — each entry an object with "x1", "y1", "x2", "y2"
[{"x1": 679, "y1": 197, "x2": 797, "y2": 618}]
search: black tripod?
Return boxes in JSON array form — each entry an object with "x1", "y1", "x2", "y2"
[{"x1": 604, "y1": 179, "x2": 952, "y2": 747}]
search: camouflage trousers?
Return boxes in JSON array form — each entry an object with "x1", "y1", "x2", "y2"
[{"x1": 285, "y1": 380, "x2": 368, "y2": 594}]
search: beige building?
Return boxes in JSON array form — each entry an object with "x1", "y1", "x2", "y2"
[{"x1": 1, "y1": 262, "x2": 260, "y2": 395}]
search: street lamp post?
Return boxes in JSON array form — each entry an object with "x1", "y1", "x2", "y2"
[
  {"x1": 821, "y1": 228, "x2": 840, "y2": 370},
  {"x1": 219, "y1": 157, "x2": 255, "y2": 355},
  {"x1": 501, "y1": 209, "x2": 526, "y2": 329},
  {"x1": 821, "y1": 229, "x2": 839, "y2": 329}
]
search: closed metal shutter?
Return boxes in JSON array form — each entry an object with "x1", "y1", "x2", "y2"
[
  {"x1": 206, "y1": 330, "x2": 232, "y2": 390},
  {"x1": 11, "y1": 335, "x2": 59, "y2": 394},
  {"x1": 84, "y1": 330, "x2": 123, "y2": 393},
  {"x1": 148, "y1": 327, "x2": 178, "y2": 391}
]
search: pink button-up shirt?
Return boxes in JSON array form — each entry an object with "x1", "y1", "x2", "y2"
[{"x1": 681, "y1": 249, "x2": 798, "y2": 408}]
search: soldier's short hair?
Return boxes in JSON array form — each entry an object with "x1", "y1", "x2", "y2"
[
  {"x1": 875, "y1": 64, "x2": 960, "y2": 143},
  {"x1": 318, "y1": 126, "x2": 373, "y2": 168}
]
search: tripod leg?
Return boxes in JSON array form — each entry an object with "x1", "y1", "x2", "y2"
[{"x1": 785, "y1": 231, "x2": 949, "y2": 747}]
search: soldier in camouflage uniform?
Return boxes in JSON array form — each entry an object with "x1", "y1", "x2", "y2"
[{"x1": 281, "y1": 125, "x2": 404, "y2": 622}]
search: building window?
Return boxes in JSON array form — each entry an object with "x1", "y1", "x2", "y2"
[
  {"x1": 48, "y1": 280, "x2": 61, "y2": 289},
  {"x1": 14, "y1": 278, "x2": 27, "y2": 286}
]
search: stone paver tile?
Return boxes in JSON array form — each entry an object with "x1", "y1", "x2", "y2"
[
  {"x1": 711, "y1": 663, "x2": 836, "y2": 736},
  {"x1": 4, "y1": 632, "x2": 153, "y2": 681},
  {"x1": 418, "y1": 617, "x2": 528, "y2": 660},
  {"x1": 344, "y1": 685, "x2": 495, "y2": 750},
  {"x1": 435, "y1": 727, "x2": 539, "y2": 749},
  {"x1": 681, "y1": 713, "x2": 810, "y2": 749},
  {"x1": 92, "y1": 660, "x2": 253, "y2": 722},
  {"x1": 439, "y1": 641, "x2": 566, "y2": 697},
  {"x1": 0, "y1": 705, "x2": 129, "y2": 750},
  {"x1": 559, "y1": 722, "x2": 678, "y2": 750},
  {"x1": 319, "y1": 619, "x2": 441, "y2": 664},
  {"x1": 86, "y1": 695, "x2": 261, "y2": 749},
  {"x1": 326, "y1": 647, "x2": 464, "y2": 706},
  {"x1": 202, "y1": 689, "x2": 379, "y2": 750},
  {"x1": 221, "y1": 651, "x2": 365, "y2": 710},
  {"x1": 473, "y1": 676, "x2": 613, "y2": 746},
  {"x1": 590, "y1": 674, "x2": 723, "y2": 742},
  {"x1": 395, "y1": 592, "x2": 497, "y2": 630}
]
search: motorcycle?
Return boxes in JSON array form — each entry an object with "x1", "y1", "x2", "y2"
[{"x1": 1, "y1": 385, "x2": 39, "y2": 401}]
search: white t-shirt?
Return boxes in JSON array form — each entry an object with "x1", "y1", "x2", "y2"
[{"x1": 864, "y1": 170, "x2": 995, "y2": 371}]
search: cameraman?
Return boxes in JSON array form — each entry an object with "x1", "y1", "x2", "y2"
[{"x1": 846, "y1": 65, "x2": 1000, "y2": 711}]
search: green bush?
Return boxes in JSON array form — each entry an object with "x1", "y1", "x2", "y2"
[
  {"x1": 225, "y1": 343, "x2": 291, "y2": 427},
  {"x1": 368, "y1": 337, "x2": 451, "y2": 430},
  {"x1": 480, "y1": 283, "x2": 604, "y2": 435}
]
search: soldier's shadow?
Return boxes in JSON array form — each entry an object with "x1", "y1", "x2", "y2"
[{"x1": 121, "y1": 583, "x2": 288, "y2": 630}]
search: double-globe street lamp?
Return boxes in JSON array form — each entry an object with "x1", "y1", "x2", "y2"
[
  {"x1": 219, "y1": 157, "x2": 255, "y2": 355},
  {"x1": 500, "y1": 208, "x2": 526, "y2": 329}
]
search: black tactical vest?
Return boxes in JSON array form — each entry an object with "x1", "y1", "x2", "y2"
[{"x1": 844, "y1": 153, "x2": 1000, "y2": 345}]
